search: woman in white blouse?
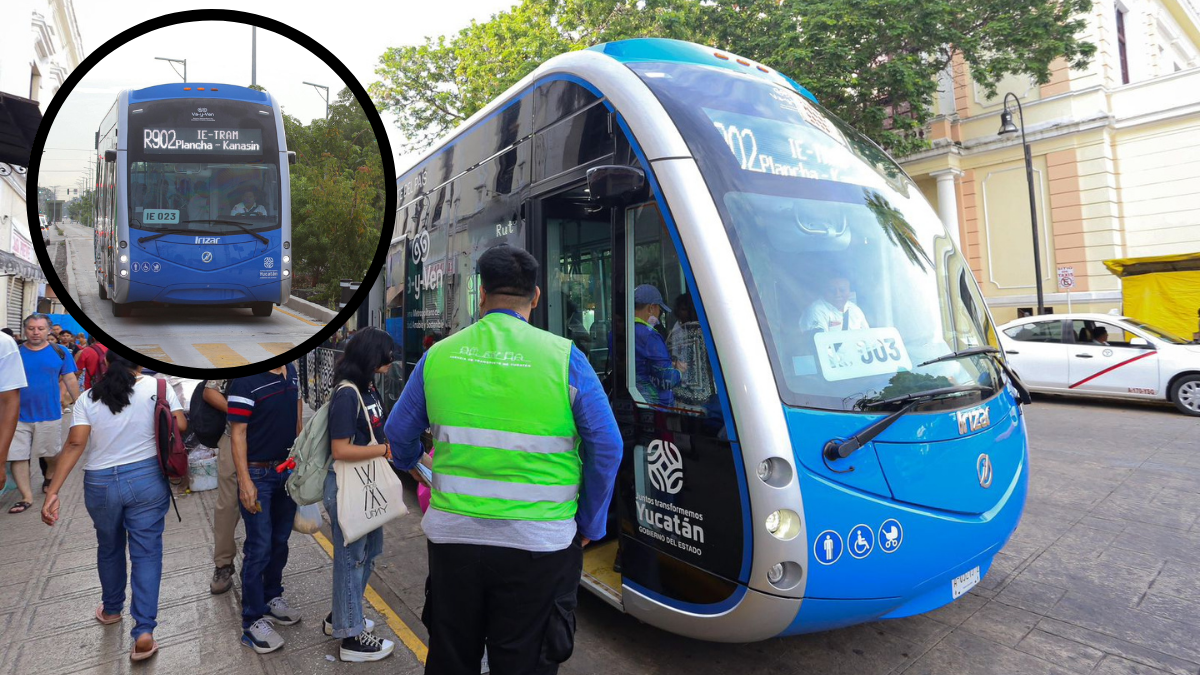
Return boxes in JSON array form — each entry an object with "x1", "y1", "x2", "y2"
[{"x1": 42, "y1": 352, "x2": 185, "y2": 662}]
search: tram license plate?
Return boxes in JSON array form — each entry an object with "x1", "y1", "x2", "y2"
[{"x1": 951, "y1": 566, "x2": 980, "y2": 599}]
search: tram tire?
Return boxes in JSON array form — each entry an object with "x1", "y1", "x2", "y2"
[
  {"x1": 98, "y1": 282, "x2": 108, "y2": 300},
  {"x1": 111, "y1": 300, "x2": 132, "y2": 318},
  {"x1": 1170, "y1": 374, "x2": 1200, "y2": 416},
  {"x1": 251, "y1": 302, "x2": 273, "y2": 317}
]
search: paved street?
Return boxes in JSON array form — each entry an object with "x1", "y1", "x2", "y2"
[
  {"x1": 45, "y1": 222, "x2": 325, "y2": 369},
  {"x1": 1, "y1": 395, "x2": 1198, "y2": 675}
]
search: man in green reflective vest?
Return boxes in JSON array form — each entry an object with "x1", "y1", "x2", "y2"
[{"x1": 386, "y1": 244, "x2": 623, "y2": 675}]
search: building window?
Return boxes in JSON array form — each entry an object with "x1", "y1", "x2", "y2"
[{"x1": 1117, "y1": 8, "x2": 1131, "y2": 85}]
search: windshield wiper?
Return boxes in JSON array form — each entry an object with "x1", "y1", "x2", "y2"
[
  {"x1": 184, "y1": 219, "x2": 269, "y2": 245},
  {"x1": 136, "y1": 228, "x2": 196, "y2": 244},
  {"x1": 918, "y1": 346, "x2": 1032, "y2": 405},
  {"x1": 824, "y1": 385, "x2": 989, "y2": 461}
]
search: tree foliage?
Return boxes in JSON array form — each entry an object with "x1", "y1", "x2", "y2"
[
  {"x1": 372, "y1": 0, "x2": 1095, "y2": 156},
  {"x1": 284, "y1": 88, "x2": 386, "y2": 307},
  {"x1": 66, "y1": 190, "x2": 95, "y2": 226}
]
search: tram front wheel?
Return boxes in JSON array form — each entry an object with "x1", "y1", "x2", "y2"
[
  {"x1": 111, "y1": 300, "x2": 132, "y2": 318},
  {"x1": 251, "y1": 302, "x2": 274, "y2": 317}
]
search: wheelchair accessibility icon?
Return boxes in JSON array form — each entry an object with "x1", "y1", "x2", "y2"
[{"x1": 848, "y1": 524, "x2": 873, "y2": 559}]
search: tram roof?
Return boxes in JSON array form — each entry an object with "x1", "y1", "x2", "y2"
[
  {"x1": 588, "y1": 39, "x2": 818, "y2": 104},
  {"x1": 128, "y1": 83, "x2": 273, "y2": 105}
]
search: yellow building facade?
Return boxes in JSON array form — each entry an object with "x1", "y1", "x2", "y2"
[{"x1": 899, "y1": 0, "x2": 1200, "y2": 324}]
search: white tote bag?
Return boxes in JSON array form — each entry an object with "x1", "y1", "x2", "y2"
[{"x1": 334, "y1": 385, "x2": 408, "y2": 544}]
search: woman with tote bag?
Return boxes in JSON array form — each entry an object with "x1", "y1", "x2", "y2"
[
  {"x1": 41, "y1": 352, "x2": 186, "y2": 662},
  {"x1": 323, "y1": 327, "x2": 401, "y2": 662}
]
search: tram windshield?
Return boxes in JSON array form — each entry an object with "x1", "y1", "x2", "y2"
[
  {"x1": 633, "y1": 62, "x2": 1001, "y2": 411},
  {"x1": 128, "y1": 161, "x2": 282, "y2": 233}
]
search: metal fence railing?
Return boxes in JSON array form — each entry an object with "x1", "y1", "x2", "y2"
[{"x1": 299, "y1": 347, "x2": 405, "y2": 414}]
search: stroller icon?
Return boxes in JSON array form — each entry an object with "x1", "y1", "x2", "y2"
[{"x1": 879, "y1": 519, "x2": 904, "y2": 553}]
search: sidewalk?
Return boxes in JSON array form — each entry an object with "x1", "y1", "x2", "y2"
[{"x1": 0, "y1": 459, "x2": 426, "y2": 675}]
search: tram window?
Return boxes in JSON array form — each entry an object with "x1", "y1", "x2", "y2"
[
  {"x1": 539, "y1": 186, "x2": 613, "y2": 377},
  {"x1": 625, "y1": 202, "x2": 717, "y2": 415}
]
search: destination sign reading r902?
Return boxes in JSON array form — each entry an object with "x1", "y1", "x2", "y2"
[{"x1": 142, "y1": 128, "x2": 264, "y2": 154}]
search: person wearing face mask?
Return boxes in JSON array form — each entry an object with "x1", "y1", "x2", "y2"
[
  {"x1": 799, "y1": 271, "x2": 870, "y2": 333},
  {"x1": 633, "y1": 284, "x2": 685, "y2": 407}
]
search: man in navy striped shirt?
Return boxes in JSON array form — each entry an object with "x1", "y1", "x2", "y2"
[{"x1": 228, "y1": 364, "x2": 303, "y2": 654}]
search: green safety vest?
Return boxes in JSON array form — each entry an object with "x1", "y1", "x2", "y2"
[{"x1": 423, "y1": 312, "x2": 582, "y2": 521}]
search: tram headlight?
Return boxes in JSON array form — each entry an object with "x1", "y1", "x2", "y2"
[
  {"x1": 119, "y1": 269, "x2": 127, "y2": 277},
  {"x1": 119, "y1": 254, "x2": 128, "y2": 264},
  {"x1": 282, "y1": 269, "x2": 290, "y2": 278},
  {"x1": 767, "y1": 563, "x2": 784, "y2": 584},
  {"x1": 756, "y1": 457, "x2": 794, "y2": 488},
  {"x1": 765, "y1": 509, "x2": 801, "y2": 541},
  {"x1": 282, "y1": 255, "x2": 290, "y2": 264}
]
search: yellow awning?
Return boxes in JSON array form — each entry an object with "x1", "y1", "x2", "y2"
[{"x1": 1103, "y1": 252, "x2": 1200, "y2": 277}]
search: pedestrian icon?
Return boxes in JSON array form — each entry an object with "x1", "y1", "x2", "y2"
[
  {"x1": 879, "y1": 518, "x2": 903, "y2": 553},
  {"x1": 848, "y1": 524, "x2": 874, "y2": 559},
  {"x1": 813, "y1": 529, "x2": 843, "y2": 565}
]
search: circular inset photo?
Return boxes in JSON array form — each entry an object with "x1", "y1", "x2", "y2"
[{"x1": 28, "y1": 10, "x2": 393, "y2": 376}]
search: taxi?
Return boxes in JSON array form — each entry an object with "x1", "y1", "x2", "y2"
[{"x1": 997, "y1": 313, "x2": 1200, "y2": 416}]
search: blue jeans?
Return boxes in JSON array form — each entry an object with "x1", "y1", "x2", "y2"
[
  {"x1": 323, "y1": 469, "x2": 383, "y2": 638},
  {"x1": 239, "y1": 466, "x2": 296, "y2": 629},
  {"x1": 83, "y1": 456, "x2": 170, "y2": 640}
]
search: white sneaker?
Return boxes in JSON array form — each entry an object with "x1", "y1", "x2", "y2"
[
  {"x1": 339, "y1": 631, "x2": 395, "y2": 662},
  {"x1": 323, "y1": 612, "x2": 375, "y2": 636},
  {"x1": 242, "y1": 618, "x2": 284, "y2": 654},
  {"x1": 267, "y1": 597, "x2": 301, "y2": 626},
  {"x1": 481, "y1": 647, "x2": 491, "y2": 673}
]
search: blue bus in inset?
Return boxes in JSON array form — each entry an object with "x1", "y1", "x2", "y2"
[
  {"x1": 93, "y1": 83, "x2": 294, "y2": 317},
  {"x1": 375, "y1": 38, "x2": 1032, "y2": 641}
]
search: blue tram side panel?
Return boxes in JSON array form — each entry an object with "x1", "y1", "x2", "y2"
[
  {"x1": 384, "y1": 37, "x2": 1031, "y2": 641},
  {"x1": 95, "y1": 83, "x2": 293, "y2": 316}
]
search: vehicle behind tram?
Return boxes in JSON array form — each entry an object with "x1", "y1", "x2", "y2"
[
  {"x1": 374, "y1": 38, "x2": 1031, "y2": 641},
  {"x1": 93, "y1": 82, "x2": 295, "y2": 317}
]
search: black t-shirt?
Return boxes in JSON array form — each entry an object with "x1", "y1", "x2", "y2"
[
  {"x1": 227, "y1": 364, "x2": 299, "y2": 462},
  {"x1": 328, "y1": 383, "x2": 384, "y2": 448}
]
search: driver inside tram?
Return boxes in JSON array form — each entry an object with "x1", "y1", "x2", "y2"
[
  {"x1": 799, "y1": 271, "x2": 870, "y2": 333},
  {"x1": 231, "y1": 189, "x2": 267, "y2": 217}
]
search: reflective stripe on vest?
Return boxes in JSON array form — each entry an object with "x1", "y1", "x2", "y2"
[{"x1": 423, "y1": 313, "x2": 581, "y2": 522}]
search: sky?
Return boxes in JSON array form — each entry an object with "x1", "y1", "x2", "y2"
[{"x1": 38, "y1": 0, "x2": 519, "y2": 199}]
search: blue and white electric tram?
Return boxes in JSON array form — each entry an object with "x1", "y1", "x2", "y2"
[
  {"x1": 93, "y1": 83, "x2": 294, "y2": 317},
  {"x1": 381, "y1": 38, "x2": 1031, "y2": 641}
]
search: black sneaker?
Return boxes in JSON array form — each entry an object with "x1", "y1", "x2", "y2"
[
  {"x1": 340, "y1": 632, "x2": 395, "y2": 662},
  {"x1": 210, "y1": 565, "x2": 235, "y2": 595},
  {"x1": 323, "y1": 612, "x2": 375, "y2": 636}
]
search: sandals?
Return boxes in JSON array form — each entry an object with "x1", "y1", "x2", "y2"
[
  {"x1": 130, "y1": 637, "x2": 158, "y2": 661},
  {"x1": 95, "y1": 605, "x2": 122, "y2": 625},
  {"x1": 7, "y1": 501, "x2": 31, "y2": 514}
]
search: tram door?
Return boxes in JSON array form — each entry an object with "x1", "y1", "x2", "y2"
[{"x1": 537, "y1": 187, "x2": 747, "y2": 610}]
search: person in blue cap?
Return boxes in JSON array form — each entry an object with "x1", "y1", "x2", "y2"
[{"x1": 633, "y1": 284, "x2": 685, "y2": 406}]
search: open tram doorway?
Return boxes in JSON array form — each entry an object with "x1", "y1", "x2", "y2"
[{"x1": 532, "y1": 183, "x2": 626, "y2": 607}]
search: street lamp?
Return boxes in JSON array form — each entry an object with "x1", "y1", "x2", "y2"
[
  {"x1": 303, "y1": 81, "x2": 329, "y2": 120},
  {"x1": 155, "y1": 56, "x2": 187, "y2": 82},
  {"x1": 998, "y1": 92, "x2": 1045, "y2": 315}
]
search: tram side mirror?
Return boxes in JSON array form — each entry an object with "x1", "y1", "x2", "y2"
[
  {"x1": 103, "y1": 149, "x2": 116, "y2": 162},
  {"x1": 287, "y1": 151, "x2": 297, "y2": 165},
  {"x1": 587, "y1": 165, "x2": 646, "y2": 205}
]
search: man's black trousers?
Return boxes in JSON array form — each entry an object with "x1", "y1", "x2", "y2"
[{"x1": 423, "y1": 539, "x2": 584, "y2": 675}]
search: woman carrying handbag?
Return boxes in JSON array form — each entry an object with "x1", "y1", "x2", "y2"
[
  {"x1": 41, "y1": 352, "x2": 186, "y2": 662},
  {"x1": 323, "y1": 327, "x2": 404, "y2": 662}
]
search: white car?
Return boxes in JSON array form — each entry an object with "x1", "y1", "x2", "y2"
[{"x1": 997, "y1": 313, "x2": 1200, "y2": 416}]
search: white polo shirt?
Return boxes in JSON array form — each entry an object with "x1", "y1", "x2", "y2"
[{"x1": 800, "y1": 299, "x2": 869, "y2": 332}]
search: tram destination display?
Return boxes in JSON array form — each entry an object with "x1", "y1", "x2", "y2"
[{"x1": 142, "y1": 127, "x2": 264, "y2": 154}]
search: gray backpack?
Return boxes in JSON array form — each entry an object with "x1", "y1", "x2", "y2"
[{"x1": 285, "y1": 381, "x2": 355, "y2": 506}]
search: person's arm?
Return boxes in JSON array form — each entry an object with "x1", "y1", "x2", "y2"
[
  {"x1": 166, "y1": 383, "x2": 187, "y2": 433},
  {"x1": 42, "y1": 424, "x2": 91, "y2": 526},
  {"x1": 231, "y1": 422, "x2": 257, "y2": 512},
  {"x1": 383, "y1": 355, "x2": 432, "y2": 484},
  {"x1": 297, "y1": 398, "x2": 303, "y2": 437},
  {"x1": 568, "y1": 347, "x2": 623, "y2": 546},
  {"x1": 0, "y1": 389, "x2": 18, "y2": 489},
  {"x1": 648, "y1": 334, "x2": 683, "y2": 390},
  {"x1": 202, "y1": 387, "x2": 228, "y2": 413}
]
